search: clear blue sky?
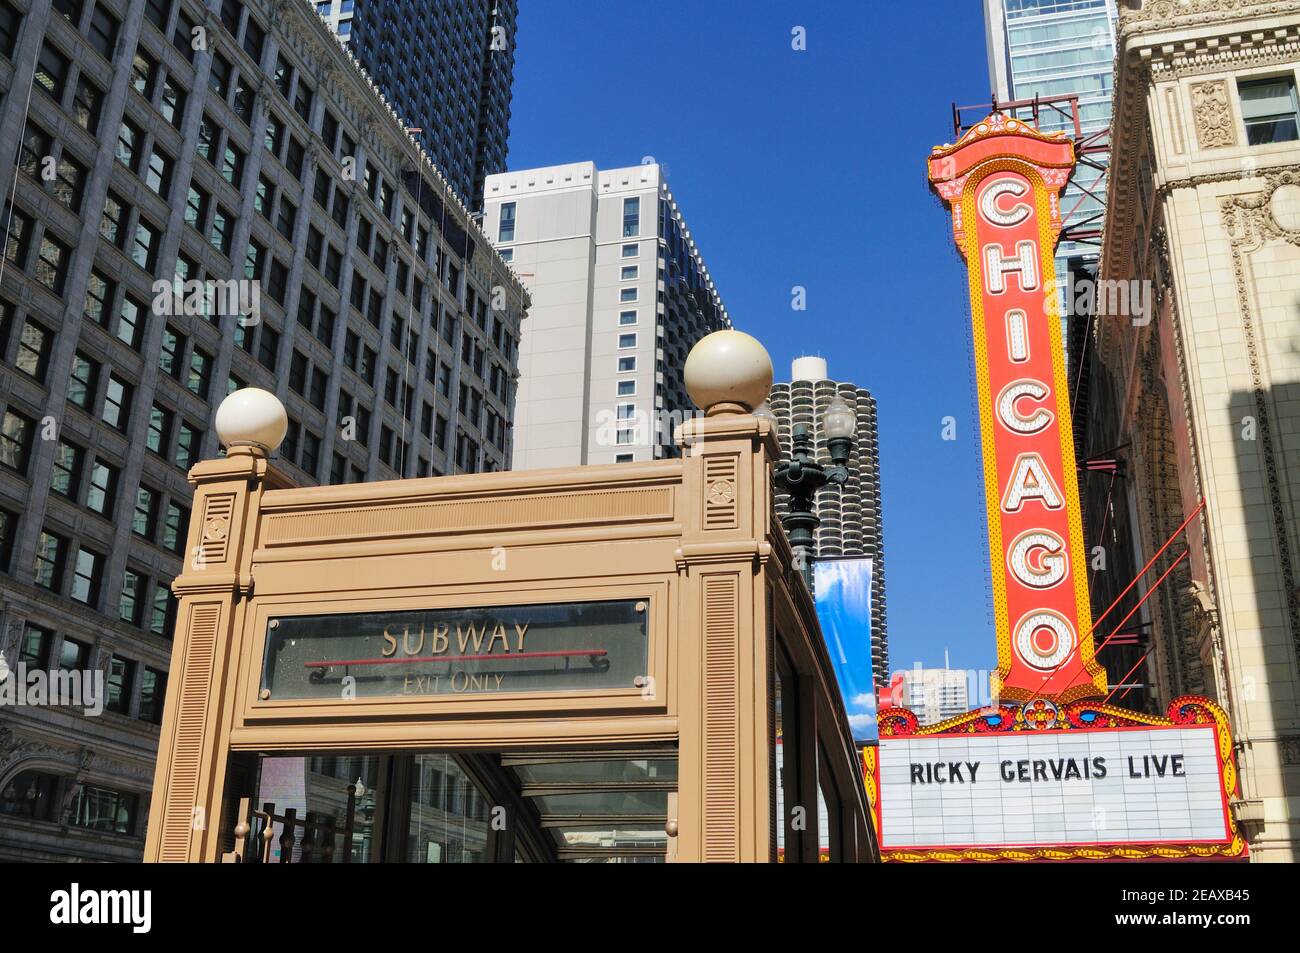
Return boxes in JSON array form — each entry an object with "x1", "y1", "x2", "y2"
[{"x1": 505, "y1": 0, "x2": 999, "y2": 677}]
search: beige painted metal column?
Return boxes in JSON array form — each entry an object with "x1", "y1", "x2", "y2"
[
  {"x1": 673, "y1": 412, "x2": 779, "y2": 862},
  {"x1": 143, "y1": 446, "x2": 291, "y2": 862}
]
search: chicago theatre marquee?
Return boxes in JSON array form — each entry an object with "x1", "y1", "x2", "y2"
[
  {"x1": 859, "y1": 114, "x2": 1245, "y2": 863},
  {"x1": 143, "y1": 332, "x2": 875, "y2": 864}
]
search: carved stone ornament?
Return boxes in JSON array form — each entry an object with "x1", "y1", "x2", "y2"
[
  {"x1": 1190, "y1": 80, "x2": 1236, "y2": 149},
  {"x1": 707, "y1": 480, "x2": 736, "y2": 507}
]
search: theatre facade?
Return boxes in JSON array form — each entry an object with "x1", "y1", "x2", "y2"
[{"x1": 143, "y1": 332, "x2": 877, "y2": 863}]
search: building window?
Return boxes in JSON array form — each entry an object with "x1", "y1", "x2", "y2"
[
  {"x1": 145, "y1": 147, "x2": 174, "y2": 197},
  {"x1": 622, "y1": 197, "x2": 640, "y2": 237},
  {"x1": 100, "y1": 191, "x2": 128, "y2": 247},
  {"x1": 19, "y1": 624, "x2": 52, "y2": 668},
  {"x1": 34, "y1": 234, "x2": 70, "y2": 294},
  {"x1": 120, "y1": 568, "x2": 145, "y2": 625},
  {"x1": 72, "y1": 74, "x2": 103, "y2": 133},
  {"x1": 116, "y1": 118, "x2": 143, "y2": 171},
  {"x1": 617, "y1": 403, "x2": 636, "y2": 420},
  {"x1": 499, "y1": 248, "x2": 513, "y2": 263},
  {"x1": 175, "y1": 421, "x2": 200, "y2": 470},
  {"x1": 150, "y1": 583, "x2": 176, "y2": 638},
  {"x1": 85, "y1": 270, "x2": 115, "y2": 325},
  {"x1": 160, "y1": 77, "x2": 186, "y2": 127},
  {"x1": 33, "y1": 530, "x2": 66, "y2": 591},
  {"x1": 162, "y1": 502, "x2": 188, "y2": 554},
  {"x1": 66, "y1": 783, "x2": 138, "y2": 835},
  {"x1": 69, "y1": 352, "x2": 99, "y2": 410},
  {"x1": 159, "y1": 326, "x2": 184, "y2": 379},
  {"x1": 15, "y1": 320, "x2": 52, "y2": 380},
  {"x1": 133, "y1": 485, "x2": 159, "y2": 539},
  {"x1": 618, "y1": 356, "x2": 636, "y2": 373},
  {"x1": 621, "y1": 265, "x2": 638, "y2": 280},
  {"x1": 146, "y1": 404, "x2": 173, "y2": 456},
  {"x1": 498, "y1": 202, "x2": 515, "y2": 242},
  {"x1": 619, "y1": 287, "x2": 638, "y2": 302},
  {"x1": 132, "y1": 219, "x2": 160, "y2": 272},
  {"x1": 0, "y1": 771, "x2": 59, "y2": 822},
  {"x1": 86, "y1": 4, "x2": 119, "y2": 60},
  {"x1": 0, "y1": 410, "x2": 34, "y2": 473},
  {"x1": 186, "y1": 348, "x2": 212, "y2": 399},
  {"x1": 86, "y1": 459, "x2": 119, "y2": 515},
  {"x1": 139, "y1": 667, "x2": 166, "y2": 723},
  {"x1": 35, "y1": 43, "x2": 69, "y2": 100},
  {"x1": 117, "y1": 294, "x2": 146, "y2": 349},
  {"x1": 621, "y1": 243, "x2": 639, "y2": 258},
  {"x1": 619, "y1": 310, "x2": 637, "y2": 326},
  {"x1": 615, "y1": 453, "x2": 634, "y2": 463},
  {"x1": 50, "y1": 440, "x2": 83, "y2": 498},
  {"x1": 106, "y1": 656, "x2": 135, "y2": 714},
  {"x1": 69, "y1": 543, "x2": 102, "y2": 603},
  {"x1": 1239, "y1": 76, "x2": 1300, "y2": 145},
  {"x1": 618, "y1": 333, "x2": 637, "y2": 349},
  {"x1": 617, "y1": 380, "x2": 636, "y2": 396},
  {"x1": 0, "y1": 506, "x2": 14, "y2": 571},
  {"x1": 102, "y1": 374, "x2": 132, "y2": 431}
]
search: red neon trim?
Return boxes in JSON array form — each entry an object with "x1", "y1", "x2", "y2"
[{"x1": 303, "y1": 649, "x2": 609, "y2": 668}]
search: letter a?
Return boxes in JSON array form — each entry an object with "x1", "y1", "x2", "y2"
[{"x1": 1001, "y1": 452, "x2": 1064, "y2": 512}]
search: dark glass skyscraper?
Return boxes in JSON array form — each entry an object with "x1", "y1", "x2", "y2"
[{"x1": 318, "y1": 0, "x2": 518, "y2": 207}]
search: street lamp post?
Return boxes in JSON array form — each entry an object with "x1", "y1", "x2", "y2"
[{"x1": 763, "y1": 396, "x2": 857, "y2": 588}]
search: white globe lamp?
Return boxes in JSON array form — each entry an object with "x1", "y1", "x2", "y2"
[
  {"x1": 215, "y1": 387, "x2": 289, "y2": 454},
  {"x1": 683, "y1": 330, "x2": 774, "y2": 416}
]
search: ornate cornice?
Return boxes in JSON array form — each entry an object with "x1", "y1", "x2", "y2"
[
  {"x1": 1119, "y1": 0, "x2": 1300, "y2": 35},
  {"x1": 1103, "y1": 0, "x2": 1300, "y2": 281}
]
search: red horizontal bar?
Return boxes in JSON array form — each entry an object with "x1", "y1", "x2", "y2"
[{"x1": 304, "y1": 649, "x2": 609, "y2": 669}]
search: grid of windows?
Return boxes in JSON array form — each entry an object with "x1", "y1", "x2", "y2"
[{"x1": 0, "y1": 0, "x2": 526, "y2": 863}]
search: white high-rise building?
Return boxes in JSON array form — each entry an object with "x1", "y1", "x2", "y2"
[
  {"x1": 483, "y1": 163, "x2": 730, "y2": 470},
  {"x1": 901, "y1": 660, "x2": 971, "y2": 727}
]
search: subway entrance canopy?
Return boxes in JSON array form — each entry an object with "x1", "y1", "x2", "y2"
[{"x1": 144, "y1": 332, "x2": 876, "y2": 863}]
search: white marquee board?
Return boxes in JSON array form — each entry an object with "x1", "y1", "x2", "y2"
[{"x1": 877, "y1": 726, "x2": 1230, "y2": 849}]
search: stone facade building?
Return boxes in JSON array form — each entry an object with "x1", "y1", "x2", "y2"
[
  {"x1": 0, "y1": 0, "x2": 525, "y2": 861},
  {"x1": 1095, "y1": 0, "x2": 1300, "y2": 860}
]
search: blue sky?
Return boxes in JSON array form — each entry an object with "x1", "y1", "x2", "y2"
[{"x1": 505, "y1": 1, "x2": 998, "y2": 676}]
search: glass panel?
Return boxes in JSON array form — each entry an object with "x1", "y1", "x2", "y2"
[
  {"x1": 530, "y1": 790, "x2": 669, "y2": 816},
  {"x1": 256, "y1": 755, "x2": 383, "y2": 863},
  {"x1": 262, "y1": 599, "x2": 650, "y2": 700},
  {"x1": 549, "y1": 824, "x2": 667, "y2": 849},
  {"x1": 407, "y1": 753, "x2": 490, "y2": 863},
  {"x1": 512, "y1": 759, "x2": 676, "y2": 784}
]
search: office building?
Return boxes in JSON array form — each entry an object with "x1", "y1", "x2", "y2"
[
  {"x1": 316, "y1": 0, "x2": 517, "y2": 207},
  {"x1": 1095, "y1": 0, "x2": 1300, "y2": 860},
  {"x1": 482, "y1": 162, "x2": 731, "y2": 471},
  {"x1": 768, "y1": 358, "x2": 888, "y2": 675},
  {"x1": 0, "y1": 0, "x2": 525, "y2": 861},
  {"x1": 984, "y1": 0, "x2": 1118, "y2": 311},
  {"x1": 900, "y1": 662, "x2": 970, "y2": 727}
]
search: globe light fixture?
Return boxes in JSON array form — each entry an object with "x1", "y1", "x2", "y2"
[
  {"x1": 683, "y1": 329, "x2": 774, "y2": 416},
  {"x1": 214, "y1": 387, "x2": 289, "y2": 454}
]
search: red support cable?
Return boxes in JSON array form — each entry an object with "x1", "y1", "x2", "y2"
[
  {"x1": 1104, "y1": 649, "x2": 1153, "y2": 706},
  {"x1": 1089, "y1": 499, "x2": 1205, "y2": 634},
  {"x1": 1043, "y1": 549, "x2": 1188, "y2": 694}
]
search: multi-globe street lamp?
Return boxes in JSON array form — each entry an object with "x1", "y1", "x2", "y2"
[{"x1": 757, "y1": 395, "x2": 857, "y2": 588}]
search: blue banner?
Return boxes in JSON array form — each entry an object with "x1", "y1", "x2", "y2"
[{"x1": 813, "y1": 557, "x2": 877, "y2": 742}]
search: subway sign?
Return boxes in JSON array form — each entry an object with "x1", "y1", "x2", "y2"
[
  {"x1": 260, "y1": 599, "x2": 648, "y2": 699},
  {"x1": 929, "y1": 114, "x2": 1106, "y2": 703}
]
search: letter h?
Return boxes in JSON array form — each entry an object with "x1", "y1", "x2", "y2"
[{"x1": 983, "y1": 241, "x2": 1039, "y2": 294}]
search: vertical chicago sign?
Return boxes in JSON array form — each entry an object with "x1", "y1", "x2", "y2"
[{"x1": 929, "y1": 114, "x2": 1106, "y2": 704}]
